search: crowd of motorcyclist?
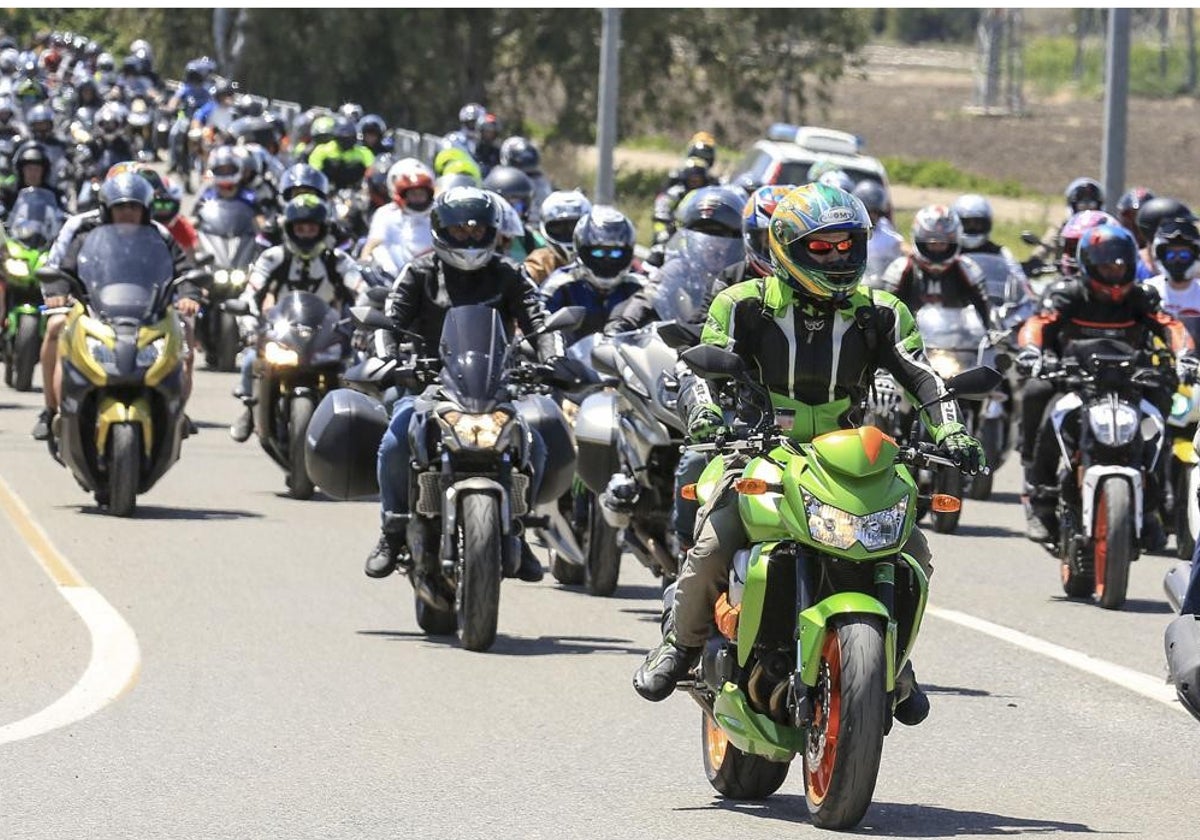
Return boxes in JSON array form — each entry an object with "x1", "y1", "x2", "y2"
[{"x1": 5, "y1": 31, "x2": 1200, "y2": 722}]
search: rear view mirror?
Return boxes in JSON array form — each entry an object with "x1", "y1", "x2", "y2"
[
  {"x1": 350, "y1": 306, "x2": 394, "y2": 331},
  {"x1": 542, "y1": 305, "x2": 585, "y2": 334},
  {"x1": 680, "y1": 344, "x2": 746, "y2": 381},
  {"x1": 944, "y1": 366, "x2": 1003, "y2": 400},
  {"x1": 656, "y1": 321, "x2": 701, "y2": 350}
]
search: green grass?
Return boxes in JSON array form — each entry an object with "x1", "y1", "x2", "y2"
[
  {"x1": 1024, "y1": 35, "x2": 1199, "y2": 98},
  {"x1": 879, "y1": 156, "x2": 1039, "y2": 198}
]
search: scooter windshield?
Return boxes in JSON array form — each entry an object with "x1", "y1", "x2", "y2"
[
  {"x1": 197, "y1": 198, "x2": 259, "y2": 268},
  {"x1": 76, "y1": 224, "x2": 174, "y2": 322},
  {"x1": 438, "y1": 305, "x2": 511, "y2": 413},
  {"x1": 916, "y1": 305, "x2": 986, "y2": 351},
  {"x1": 651, "y1": 229, "x2": 745, "y2": 323},
  {"x1": 9, "y1": 187, "x2": 61, "y2": 250}
]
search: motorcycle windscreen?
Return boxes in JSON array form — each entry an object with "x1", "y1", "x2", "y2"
[
  {"x1": 76, "y1": 224, "x2": 174, "y2": 322},
  {"x1": 650, "y1": 229, "x2": 745, "y2": 323},
  {"x1": 8, "y1": 187, "x2": 61, "y2": 250},
  {"x1": 270, "y1": 291, "x2": 334, "y2": 355},
  {"x1": 438, "y1": 305, "x2": 511, "y2": 413},
  {"x1": 197, "y1": 199, "x2": 258, "y2": 267},
  {"x1": 915, "y1": 305, "x2": 986, "y2": 351}
]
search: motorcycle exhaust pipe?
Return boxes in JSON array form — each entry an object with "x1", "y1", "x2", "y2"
[
  {"x1": 535, "y1": 501, "x2": 586, "y2": 568},
  {"x1": 1164, "y1": 562, "x2": 1191, "y2": 613},
  {"x1": 631, "y1": 521, "x2": 678, "y2": 577},
  {"x1": 1165, "y1": 613, "x2": 1200, "y2": 723}
]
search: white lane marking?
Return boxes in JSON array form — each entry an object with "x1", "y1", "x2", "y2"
[
  {"x1": 0, "y1": 475, "x2": 142, "y2": 745},
  {"x1": 928, "y1": 605, "x2": 1185, "y2": 712}
]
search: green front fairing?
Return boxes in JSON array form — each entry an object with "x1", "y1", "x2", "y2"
[
  {"x1": 4, "y1": 240, "x2": 46, "y2": 290},
  {"x1": 797, "y1": 593, "x2": 896, "y2": 689},
  {"x1": 712, "y1": 683, "x2": 805, "y2": 762}
]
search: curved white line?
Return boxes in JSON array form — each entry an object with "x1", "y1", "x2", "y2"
[
  {"x1": 928, "y1": 605, "x2": 1184, "y2": 712},
  {"x1": 0, "y1": 476, "x2": 142, "y2": 745}
]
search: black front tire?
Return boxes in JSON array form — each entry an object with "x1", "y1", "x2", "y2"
[
  {"x1": 107, "y1": 424, "x2": 141, "y2": 517},
  {"x1": 216, "y1": 311, "x2": 240, "y2": 373},
  {"x1": 286, "y1": 396, "x2": 316, "y2": 500},
  {"x1": 13, "y1": 314, "x2": 39, "y2": 392},
  {"x1": 457, "y1": 492, "x2": 502, "y2": 652}
]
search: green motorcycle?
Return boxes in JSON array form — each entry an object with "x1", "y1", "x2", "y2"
[
  {"x1": 3, "y1": 187, "x2": 61, "y2": 392},
  {"x1": 676, "y1": 344, "x2": 999, "y2": 830}
]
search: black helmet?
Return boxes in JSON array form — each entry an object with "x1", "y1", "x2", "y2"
[
  {"x1": 13, "y1": 140, "x2": 49, "y2": 170},
  {"x1": 280, "y1": 163, "x2": 330, "y2": 202},
  {"x1": 1136, "y1": 197, "x2": 1194, "y2": 247},
  {"x1": 499, "y1": 136, "x2": 541, "y2": 174},
  {"x1": 332, "y1": 115, "x2": 356, "y2": 151},
  {"x1": 99, "y1": 170, "x2": 153, "y2": 224},
  {"x1": 679, "y1": 185, "x2": 746, "y2": 238},
  {"x1": 431, "y1": 186, "x2": 500, "y2": 271},
  {"x1": 1114, "y1": 186, "x2": 1155, "y2": 245},
  {"x1": 851, "y1": 179, "x2": 891, "y2": 218},
  {"x1": 283, "y1": 194, "x2": 329, "y2": 258},
  {"x1": 573, "y1": 205, "x2": 636, "y2": 291},
  {"x1": 482, "y1": 165, "x2": 534, "y2": 220},
  {"x1": 1065, "y1": 177, "x2": 1104, "y2": 213},
  {"x1": 1078, "y1": 224, "x2": 1137, "y2": 303}
]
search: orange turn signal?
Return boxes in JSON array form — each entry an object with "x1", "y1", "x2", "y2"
[
  {"x1": 680, "y1": 484, "x2": 698, "y2": 501},
  {"x1": 931, "y1": 494, "x2": 961, "y2": 513},
  {"x1": 734, "y1": 478, "x2": 770, "y2": 495}
]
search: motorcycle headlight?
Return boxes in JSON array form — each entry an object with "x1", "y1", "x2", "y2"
[
  {"x1": 263, "y1": 340, "x2": 299, "y2": 367},
  {"x1": 85, "y1": 335, "x2": 117, "y2": 366},
  {"x1": 228, "y1": 269, "x2": 248, "y2": 290},
  {"x1": 927, "y1": 349, "x2": 963, "y2": 380},
  {"x1": 5, "y1": 258, "x2": 29, "y2": 278},
  {"x1": 443, "y1": 409, "x2": 511, "y2": 449},
  {"x1": 213, "y1": 268, "x2": 230, "y2": 287},
  {"x1": 1087, "y1": 402, "x2": 1139, "y2": 446},
  {"x1": 136, "y1": 337, "x2": 166, "y2": 367},
  {"x1": 801, "y1": 490, "x2": 908, "y2": 552}
]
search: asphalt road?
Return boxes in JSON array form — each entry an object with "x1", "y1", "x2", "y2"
[{"x1": 0, "y1": 356, "x2": 1196, "y2": 840}]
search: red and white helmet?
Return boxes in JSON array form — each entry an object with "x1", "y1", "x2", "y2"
[
  {"x1": 1060, "y1": 210, "x2": 1119, "y2": 277},
  {"x1": 387, "y1": 157, "x2": 435, "y2": 214},
  {"x1": 911, "y1": 205, "x2": 961, "y2": 275}
]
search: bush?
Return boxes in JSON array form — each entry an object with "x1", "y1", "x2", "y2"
[
  {"x1": 1024, "y1": 35, "x2": 1198, "y2": 98},
  {"x1": 880, "y1": 156, "x2": 1034, "y2": 198}
]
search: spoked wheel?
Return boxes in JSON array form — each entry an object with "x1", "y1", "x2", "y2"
[
  {"x1": 803, "y1": 617, "x2": 887, "y2": 830},
  {"x1": 1095, "y1": 478, "x2": 1133, "y2": 610},
  {"x1": 700, "y1": 709, "x2": 789, "y2": 799}
]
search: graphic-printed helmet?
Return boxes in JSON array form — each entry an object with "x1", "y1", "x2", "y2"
[
  {"x1": 743, "y1": 184, "x2": 795, "y2": 277},
  {"x1": 539, "y1": 190, "x2": 592, "y2": 261},
  {"x1": 283, "y1": 193, "x2": 330, "y2": 259},
  {"x1": 1060, "y1": 210, "x2": 1119, "y2": 278},
  {"x1": 768, "y1": 183, "x2": 872, "y2": 302},
  {"x1": 1078, "y1": 223, "x2": 1137, "y2": 304},
  {"x1": 1115, "y1": 186, "x2": 1155, "y2": 245},
  {"x1": 573, "y1": 205, "x2": 636, "y2": 292},
  {"x1": 910, "y1": 205, "x2": 962, "y2": 274},
  {"x1": 387, "y1": 158, "x2": 435, "y2": 214}
]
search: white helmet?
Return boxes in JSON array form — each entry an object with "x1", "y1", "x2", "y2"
[
  {"x1": 539, "y1": 189, "x2": 592, "y2": 261},
  {"x1": 951, "y1": 194, "x2": 993, "y2": 250}
]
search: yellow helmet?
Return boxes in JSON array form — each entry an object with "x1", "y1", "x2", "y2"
[{"x1": 768, "y1": 182, "x2": 872, "y2": 302}]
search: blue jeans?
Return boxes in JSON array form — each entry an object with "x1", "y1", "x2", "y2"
[
  {"x1": 238, "y1": 348, "x2": 256, "y2": 398},
  {"x1": 671, "y1": 449, "x2": 708, "y2": 548},
  {"x1": 376, "y1": 394, "x2": 546, "y2": 530}
]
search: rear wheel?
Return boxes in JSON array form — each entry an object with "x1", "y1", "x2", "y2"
[
  {"x1": 1095, "y1": 478, "x2": 1133, "y2": 610},
  {"x1": 803, "y1": 617, "x2": 887, "y2": 830},
  {"x1": 457, "y1": 492, "x2": 502, "y2": 652},
  {"x1": 13, "y1": 313, "x2": 39, "y2": 393},
  {"x1": 286, "y1": 395, "x2": 316, "y2": 500},
  {"x1": 701, "y1": 709, "x2": 789, "y2": 799},
  {"x1": 107, "y1": 423, "x2": 141, "y2": 518}
]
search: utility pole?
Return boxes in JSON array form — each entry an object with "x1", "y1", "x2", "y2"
[
  {"x1": 595, "y1": 8, "x2": 621, "y2": 205},
  {"x1": 1101, "y1": 8, "x2": 1130, "y2": 209}
]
